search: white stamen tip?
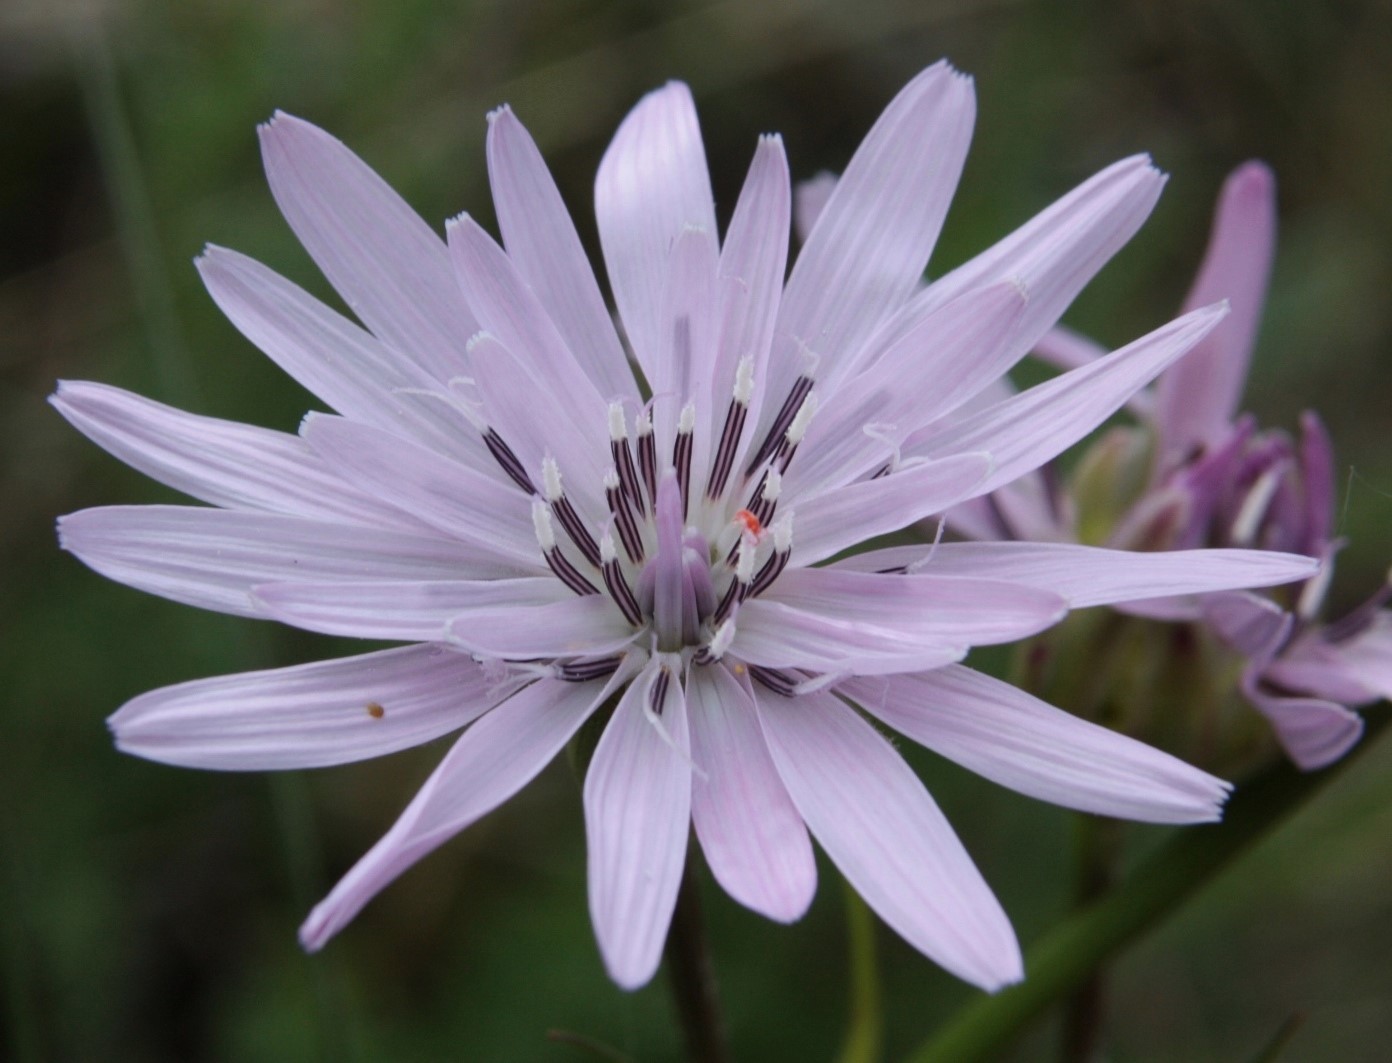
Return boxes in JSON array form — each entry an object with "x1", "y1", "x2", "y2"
[
  {"x1": 706, "y1": 618, "x2": 736, "y2": 660},
  {"x1": 793, "y1": 672, "x2": 843, "y2": 695},
  {"x1": 678, "y1": 402, "x2": 697, "y2": 434},
  {"x1": 736, "y1": 536, "x2": 757, "y2": 583},
  {"x1": 1297, "y1": 559, "x2": 1333, "y2": 620},
  {"x1": 541, "y1": 455, "x2": 564, "y2": 501},
  {"x1": 599, "y1": 528, "x2": 619, "y2": 564},
  {"x1": 608, "y1": 402, "x2": 627, "y2": 441},
  {"x1": 603, "y1": 467, "x2": 620, "y2": 490},
  {"x1": 786, "y1": 392, "x2": 819, "y2": 444},
  {"x1": 771, "y1": 513, "x2": 793, "y2": 553},
  {"x1": 531, "y1": 501, "x2": 556, "y2": 550},
  {"x1": 1230, "y1": 466, "x2": 1283, "y2": 545},
  {"x1": 762, "y1": 468, "x2": 782, "y2": 502},
  {"x1": 465, "y1": 330, "x2": 494, "y2": 354},
  {"x1": 636, "y1": 410, "x2": 653, "y2": 435},
  {"x1": 733, "y1": 357, "x2": 755, "y2": 404}
]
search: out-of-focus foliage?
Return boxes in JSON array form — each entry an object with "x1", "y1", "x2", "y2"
[{"x1": 4, "y1": 1, "x2": 1390, "y2": 1059}]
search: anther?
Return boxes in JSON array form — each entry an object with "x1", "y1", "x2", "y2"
[
  {"x1": 746, "y1": 374, "x2": 814, "y2": 475},
  {"x1": 706, "y1": 357, "x2": 754, "y2": 500},
  {"x1": 482, "y1": 428, "x2": 537, "y2": 494},
  {"x1": 778, "y1": 391, "x2": 818, "y2": 472},
  {"x1": 533, "y1": 501, "x2": 599, "y2": 596},
  {"x1": 714, "y1": 533, "x2": 756, "y2": 623},
  {"x1": 649, "y1": 665, "x2": 672, "y2": 716},
  {"x1": 542, "y1": 456, "x2": 601, "y2": 567},
  {"x1": 749, "y1": 665, "x2": 800, "y2": 697},
  {"x1": 609, "y1": 402, "x2": 645, "y2": 514},
  {"x1": 674, "y1": 402, "x2": 696, "y2": 520},
  {"x1": 693, "y1": 617, "x2": 736, "y2": 665},
  {"x1": 600, "y1": 530, "x2": 643, "y2": 625},
  {"x1": 749, "y1": 513, "x2": 793, "y2": 597},
  {"x1": 636, "y1": 410, "x2": 658, "y2": 507},
  {"x1": 555, "y1": 655, "x2": 623, "y2": 682},
  {"x1": 604, "y1": 469, "x2": 645, "y2": 562},
  {"x1": 750, "y1": 467, "x2": 781, "y2": 528}
]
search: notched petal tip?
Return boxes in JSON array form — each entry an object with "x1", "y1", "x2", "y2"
[
  {"x1": 486, "y1": 102, "x2": 514, "y2": 125},
  {"x1": 48, "y1": 378, "x2": 78, "y2": 406},
  {"x1": 257, "y1": 109, "x2": 306, "y2": 139}
]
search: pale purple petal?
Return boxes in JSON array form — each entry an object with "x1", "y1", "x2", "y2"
[
  {"x1": 765, "y1": 567, "x2": 1066, "y2": 642},
  {"x1": 111, "y1": 645, "x2": 516, "y2": 770},
  {"x1": 753, "y1": 686, "x2": 1022, "y2": 991},
  {"x1": 196, "y1": 247, "x2": 485, "y2": 469},
  {"x1": 301, "y1": 670, "x2": 627, "y2": 951},
  {"x1": 1243, "y1": 682, "x2": 1364, "y2": 771},
  {"x1": 835, "y1": 542, "x2": 1319, "y2": 608},
  {"x1": 764, "y1": 62, "x2": 974, "y2": 411},
  {"x1": 1202, "y1": 592, "x2": 1293, "y2": 657},
  {"x1": 785, "y1": 282, "x2": 1027, "y2": 497},
  {"x1": 584, "y1": 658, "x2": 692, "y2": 989},
  {"x1": 791, "y1": 452, "x2": 993, "y2": 567},
  {"x1": 486, "y1": 105, "x2": 636, "y2": 401},
  {"x1": 844, "y1": 667, "x2": 1230, "y2": 823},
  {"x1": 446, "y1": 213, "x2": 612, "y2": 485},
  {"x1": 910, "y1": 303, "x2": 1228, "y2": 497},
  {"x1": 654, "y1": 225, "x2": 719, "y2": 461},
  {"x1": 1155, "y1": 162, "x2": 1276, "y2": 458},
  {"x1": 300, "y1": 413, "x2": 541, "y2": 569},
  {"x1": 730, "y1": 599, "x2": 968, "y2": 675},
  {"x1": 595, "y1": 82, "x2": 716, "y2": 374},
  {"x1": 710, "y1": 134, "x2": 791, "y2": 460},
  {"x1": 1319, "y1": 614, "x2": 1392, "y2": 699},
  {"x1": 1299, "y1": 411, "x2": 1336, "y2": 552},
  {"x1": 1270, "y1": 614, "x2": 1392, "y2": 703},
  {"x1": 887, "y1": 155, "x2": 1166, "y2": 360},
  {"x1": 58, "y1": 505, "x2": 507, "y2": 617},
  {"x1": 254, "y1": 577, "x2": 569, "y2": 641},
  {"x1": 50, "y1": 381, "x2": 426, "y2": 530},
  {"x1": 259, "y1": 112, "x2": 477, "y2": 382},
  {"x1": 463, "y1": 331, "x2": 605, "y2": 509},
  {"x1": 448, "y1": 596, "x2": 639, "y2": 659},
  {"x1": 687, "y1": 664, "x2": 816, "y2": 923}
]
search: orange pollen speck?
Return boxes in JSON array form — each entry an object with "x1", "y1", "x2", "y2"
[
  {"x1": 734, "y1": 509, "x2": 762, "y2": 537},
  {"x1": 366, "y1": 702, "x2": 386, "y2": 719}
]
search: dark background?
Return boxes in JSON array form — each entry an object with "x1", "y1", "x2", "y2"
[{"x1": 4, "y1": 1, "x2": 1391, "y2": 1059}]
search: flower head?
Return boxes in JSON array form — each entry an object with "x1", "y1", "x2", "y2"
[
  {"x1": 56, "y1": 64, "x2": 1318, "y2": 990},
  {"x1": 957, "y1": 162, "x2": 1390, "y2": 769}
]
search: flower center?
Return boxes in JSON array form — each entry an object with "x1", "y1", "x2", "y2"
[{"x1": 499, "y1": 361, "x2": 814, "y2": 662}]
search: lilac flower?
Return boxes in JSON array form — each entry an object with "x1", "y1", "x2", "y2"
[
  {"x1": 56, "y1": 64, "x2": 1319, "y2": 991},
  {"x1": 951, "y1": 162, "x2": 1391, "y2": 769}
]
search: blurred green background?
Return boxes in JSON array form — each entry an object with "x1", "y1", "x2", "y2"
[{"x1": 4, "y1": 0, "x2": 1392, "y2": 1059}]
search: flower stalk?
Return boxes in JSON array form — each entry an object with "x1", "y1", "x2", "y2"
[
  {"x1": 837, "y1": 880, "x2": 884, "y2": 1063},
  {"x1": 904, "y1": 712, "x2": 1389, "y2": 1063},
  {"x1": 664, "y1": 856, "x2": 730, "y2": 1063}
]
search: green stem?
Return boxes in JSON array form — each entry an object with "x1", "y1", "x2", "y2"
[
  {"x1": 664, "y1": 858, "x2": 730, "y2": 1063},
  {"x1": 72, "y1": 26, "x2": 199, "y2": 406},
  {"x1": 838, "y1": 881, "x2": 884, "y2": 1063},
  {"x1": 903, "y1": 714, "x2": 1389, "y2": 1063},
  {"x1": 1058, "y1": 805, "x2": 1124, "y2": 1061}
]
